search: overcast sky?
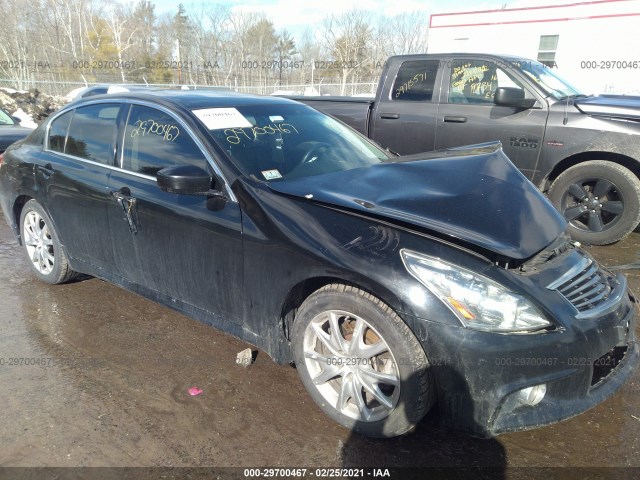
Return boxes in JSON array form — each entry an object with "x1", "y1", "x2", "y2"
[{"x1": 150, "y1": 0, "x2": 559, "y2": 38}]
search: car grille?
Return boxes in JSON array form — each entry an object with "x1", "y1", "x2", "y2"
[{"x1": 548, "y1": 255, "x2": 615, "y2": 313}]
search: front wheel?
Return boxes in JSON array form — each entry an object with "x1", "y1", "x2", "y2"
[
  {"x1": 292, "y1": 284, "x2": 434, "y2": 438},
  {"x1": 20, "y1": 199, "x2": 77, "y2": 284},
  {"x1": 548, "y1": 161, "x2": 640, "y2": 245}
]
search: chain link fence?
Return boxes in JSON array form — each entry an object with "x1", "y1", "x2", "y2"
[
  {"x1": 235, "y1": 83, "x2": 376, "y2": 97},
  {"x1": 0, "y1": 64, "x2": 379, "y2": 99},
  {"x1": 0, "y1": 77, "x2": 377, "y2": 98}
]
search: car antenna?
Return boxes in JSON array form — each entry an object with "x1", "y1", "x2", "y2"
[{"x1": 563, "y1": 96, "x2": 569, "y2": 125}]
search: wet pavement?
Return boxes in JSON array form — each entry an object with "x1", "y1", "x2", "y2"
[{"x1": 1, "y1": 214, "x2": 640, "y2": 477}]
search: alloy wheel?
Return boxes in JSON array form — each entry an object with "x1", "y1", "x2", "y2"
[
  {"x1": 561, "y1": 178, "x2": 624, "y2": 233},
  {"x1": 23, "y1": 210, "x2": 55, "y2": 275},
  {"x1": 302, "y1": 310, "x2": 400, "y2": 422}
]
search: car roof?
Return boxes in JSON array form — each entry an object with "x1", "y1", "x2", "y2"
[
  {"x1": 70, "y1": 89, "x2": 300, "y2": 111},
  {"x1": 389, "y1": 53, "x2": 535, "y2": 63}
]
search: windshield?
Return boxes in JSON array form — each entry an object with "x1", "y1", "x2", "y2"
[
  {"x1": 198, "y1": 103, "x2": 390, "y2": 181},
  {"x1": 518, "y1": 60, "x2": 584, "y2": 100}
]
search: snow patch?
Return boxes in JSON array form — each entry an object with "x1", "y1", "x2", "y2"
[
  {"x1": 1, "y1": 87, "x2": 28, "y2": 94},
  {"x1": 12, "y1": 108, "x2": 37, "y2": 129},
  {"x1": 0, "y1": 89, "x2": 66, "y2": 125}
]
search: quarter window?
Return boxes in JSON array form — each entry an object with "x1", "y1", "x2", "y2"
[
  {"x1": 122, "y1": 105, "x2": 207, "y2": 176},
  {"x1": 65, "y1": 104, "x2": 120, "y2": 164},
  {"x1": 48, "y1": 110, "x2": 73, "y2": 153},
  {"x1": 391, "y1": 60, "x2": 439, "y2": 101}
]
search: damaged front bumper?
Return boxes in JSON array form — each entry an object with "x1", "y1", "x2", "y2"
[{"x1": 405, "y1": 258, "x2": 639, "y2": 437}]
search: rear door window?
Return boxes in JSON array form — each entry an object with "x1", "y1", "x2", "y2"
[
  {"x1": 121, "y1": 105, "x2": 207, "y2": 177},
  {"x1": 391, "y1": 60, "x2": 440, "y2": 101},
  {"x1": 65, "y1": 104, "x2": 120, "y2": 164}
]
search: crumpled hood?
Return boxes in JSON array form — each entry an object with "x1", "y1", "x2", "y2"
[
  {"x1": 574, "y1": 94, "x2": 640, "y2": 120},
  {"x1": 268, "y1": 143, "x2": 566, "y2": 260}
]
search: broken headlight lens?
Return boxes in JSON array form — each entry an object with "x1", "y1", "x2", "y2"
[{"x1": 401, "y1": 250, "x2": 551, "y2": 333}]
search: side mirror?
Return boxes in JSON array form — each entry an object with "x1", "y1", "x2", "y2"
[
  {"x1": 494, "y1": 87, "x2": 535, "y2": 108},
  {"x1": 11, "y1": 116, "x2": 21, "y2": 124},
  {"x1": 157, "y1": 165, "x2": 216, "y2": 195}
]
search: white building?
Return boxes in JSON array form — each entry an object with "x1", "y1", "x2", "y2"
[{"x1": 427, "y1": 0, "x2": 640, "y2": 95}]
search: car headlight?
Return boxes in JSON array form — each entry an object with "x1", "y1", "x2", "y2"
[{"x1": 401, "y1": 249, "x2": 552, "y2": 333}]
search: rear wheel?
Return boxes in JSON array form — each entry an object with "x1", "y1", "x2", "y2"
[
  {"x1": 292, "y1": 284, "x2": 434, "y2": 438},
  {"x1": 548, "y1": 161, "x2": 640, "y2": 245},
  {"x1": 20, "y1": 199, "x2": 77, "y2": 284}
]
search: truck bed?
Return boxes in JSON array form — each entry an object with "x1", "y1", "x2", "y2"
[{"x1": 282, "y1": 96, "x2": 373, "y2": 136}]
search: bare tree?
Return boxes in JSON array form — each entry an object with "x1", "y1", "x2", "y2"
[
  {"x1": 128, "y1": 0, "x2": 157, "y2": 82},
  {"x1": 322, "y1": 9, "x2": 373, "y2": 95},
  {"x1": 0, "y1": 0, "x2": 434, "y2": 96},
  {"x1": 188, "y1": 2, "x2": 226, "y2": 85},
  {"x1": 388, "y1": 11, "x2": 429, "y2": 55},
  {"x1": 275, "y1": 30, "x2": 297, "y2": 85},
  {"x1": 227, "y1": 10, "x2": 261, "y2": 88},
  {"x1": 103, "y1": 4, "x2": 137, "y2": 82},
  {"x1": 200, "y1": 4, "x2": 236, "y2": 87},
  {"x1": 47, "y1": 0, "x2": 92, "y2": 60},
  {"x1": 152, "y1": 12, "x2": 176, "y2": 83},
  {"x1": 0, "y1": 0, "x2": 34, "y2": 88},
  {"x1": 297, "y1": 27, "x2": 322, "y2": 87},
  {"x1": 244, "y1": 18, "x2": 277, "y2": 88}
]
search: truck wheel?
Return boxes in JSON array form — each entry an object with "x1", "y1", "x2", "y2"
[
  {"x1": 548, "y1": 161, "x2": 640, "y2": 245},
  {"x1": 292, "y1": 284, "x2": 435, "y2": 438}
]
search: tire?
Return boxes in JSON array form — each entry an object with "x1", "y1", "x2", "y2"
[
  {"x1": 548, "y1": 161, "x2": 640, "y2": 245},
  {"x1": 292, "y1": 284, "x2": 434, "y2": 438},
  {"x1": 20, "y1": 199, "x2": 77, "y2": 284}
]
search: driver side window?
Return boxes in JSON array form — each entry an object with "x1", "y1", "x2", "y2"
[
  {"x1": 122, "y1": 105, "x2": 207, "y2": 177},
  {"x1": 448, "y1": 60, "x2": 530, "y2": 105}
]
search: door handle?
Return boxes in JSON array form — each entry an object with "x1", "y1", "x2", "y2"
[
  {"x1": 39, "y1": 163, "x2": 54, "y2": 179},
  {"x1": 443, "y1": 116, "x2": 467, "y2": 123},
  {"x1": 111, "y1": 191, "x2": 138, "y2": 234},
  {"x1": 380, "y1": 113, "x2": 400, "y2": 119}
]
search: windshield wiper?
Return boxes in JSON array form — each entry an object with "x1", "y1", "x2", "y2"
[
  {"x1": 386, "y1": 147, "x2": 400, "y2": 157},
  {"x1": 558, "y1": 93, "x2": 589, "y2": 100}
]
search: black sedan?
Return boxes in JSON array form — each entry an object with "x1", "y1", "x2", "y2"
[
  {"x1": 0, "y1": 90, "x2": 637, "y2": 438},
  {"x1": 0, "y1": 107, "x2": 33, "y2": 153}
]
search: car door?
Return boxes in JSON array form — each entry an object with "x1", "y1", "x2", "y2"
[
  {"x1": 370, "y1": 58, "x2": 441, "y2": 155},
  {"x1": 435, "y1": 58, "x2": 548, "y2": 179},
  {"x1": 107, "y1": 103, "x2": 244, "y2": 324},
  {"x1": 36, "y1": 103, "x2": 121, "y2": 270}
]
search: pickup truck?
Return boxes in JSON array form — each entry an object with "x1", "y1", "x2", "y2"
[{"x1": 287, "y1": 54, "x2": 640, "y2": 245}]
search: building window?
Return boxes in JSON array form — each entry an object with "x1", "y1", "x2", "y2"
[{"x1": 538, "y1": 35, "x2": 559, "y2": 68}]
